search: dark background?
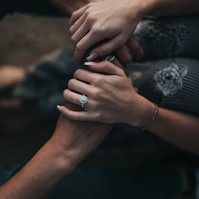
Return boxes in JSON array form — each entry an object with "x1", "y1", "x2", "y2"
[{"x1": 0, "y1": 13, "x2": 69, "y2": 166}]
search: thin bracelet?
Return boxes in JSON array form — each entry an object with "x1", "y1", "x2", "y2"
[{"x1": 142, "y1": 104, "x2": 159, "y2": 131}]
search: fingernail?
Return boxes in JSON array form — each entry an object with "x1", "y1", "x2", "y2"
[
  {"x1": 87, "y1": 53, "x2": 98, "y2": 61},
  {"x1": 57, "y1": 105, "x2": 63, "y2": 111},
  {"x1": 84, "y1": 61, "x2": 96, "y2": 66}
]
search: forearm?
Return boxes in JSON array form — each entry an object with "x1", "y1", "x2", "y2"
[
  {"x1": 0, "y1": 135, "x2": 73, "y2": 199},
  {"x1": 133, "y1": 99, "x2": 199, "y2": 154},
  {"x1": 149, "y1": 107, "x2": 199, "y2": 154},
  {"x1": 125, "y1": 0, "x2": 199, "y2": 35},
  {"x1": 145, "y1": 0, "x2": 199, "y2": 17},
  {"x1": 0, "y1": 113, "x2": 111, "y2": 199}
]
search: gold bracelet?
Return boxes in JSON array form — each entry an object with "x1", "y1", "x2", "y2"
[{"x1": 142, "y1": 104, "x2": 159, "y2": 131}]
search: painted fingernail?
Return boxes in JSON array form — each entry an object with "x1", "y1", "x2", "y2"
[
  {"x1": 84, "y1": 61, "x2": 96, "y2": 66},
  {"x1": 87, "y1": 53, "x2": 98, "y2": 61},
  {"x1": 57, "y1": 105, "x2": 63, "y2": 111}
]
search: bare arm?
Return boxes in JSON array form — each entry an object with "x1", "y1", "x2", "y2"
[
  {"x1": 126, "y1": 97, "x2": 199, "y2": 154},
  {"x1": 148, "y1": 0, "x2": 199, "y2": 16},
  {"x1": 69, "y1": 0, "x2": 199, "y2": 62},
  {"x1": 145, "y1": 106, "x2": 199, "y2": 154},
  {"x1": 0, "y1": 112, "x2": 111, "y2": 199}
]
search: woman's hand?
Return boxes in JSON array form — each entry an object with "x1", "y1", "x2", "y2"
[
  {"x1": 57, "y1": 61, "x2": 152, "y2": 126},
  {"x1": 69, "y1": 0, "x2": 147, "y2": 63}
]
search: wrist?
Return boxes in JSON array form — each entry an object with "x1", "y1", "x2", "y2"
[
  {"x1": 133, "y1": 0, "x2": 158, "y2": 17},
  {"x1": 47, "y1": 135, "x2": 77, "y2": 175},
  {"x1": 126, "y1": 0, "x2": 158, "y2": 27},
  {"x1": 128, "y1": 97, "x2": 155, "y2": 129},
  {"x1": 140, "y1": 0, "x2": 159, "y2": 16},
  {"x1": 50, "y1": 114, "x2": 92, "y2": 173}
]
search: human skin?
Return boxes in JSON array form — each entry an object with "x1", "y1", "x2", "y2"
[
  {"x1": 0, "y1": 105, "x2": 111, "y2": 199},
  {"x1": 49, "y1": 0, "x2": 144, "y2": 64},
  {"x1": 2, "y1": 0, "x2": 142, "y2": 65},
  {"x1": 57, "y1": 61, "x2": 199, "y2": 154},
  {"x1": 69, "y1": 0, "x2": 199, "y2": 62}
]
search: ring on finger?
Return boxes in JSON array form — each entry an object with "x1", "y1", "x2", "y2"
[
  {"x1": 79, "y1": 94, "x2": 88, "y2": 109},
  {"x1": 104, "y1": 54, "x2": 116, "y2": 62}
]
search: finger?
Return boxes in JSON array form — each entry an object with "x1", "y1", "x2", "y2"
[
  {"x1": 115, "y1": 46, "x2": 133, "y2": 65},
  {"x1": 68, "y1": 78, "x2": 95, "y2": 96},
  {"x1": 70, "y1": 21, "x2": 89, "y2": 47},
  {"x1": 69, "y1": 5, "x2": 88, "y2": 26},
  {"x1": 74, "y1": 29, "x2": 110, "y2": 62},
  {"x1": 112, "y1": 58, "x2": 125, "y2": 69},
  {"x1": 69, "y1": 13, "x2": 87, "y2": 36},
  {"x1": 57, "y1": 105, "x2": 95, "y2": 121},
  {"x1": 63, "y1": 89, "x2": 84, "y2": 106},
  {"x1": 84, "y1": 61, "x2": 126, "y2": 77},
  {"x1": 88, "y1": 35, "x2": 125, "y2": 59},
  {"x1": 112, "y1": 58, "x2": 129, "y2": 77},
  {"x1": 126, "y1": 37, "x2": 144, "y2": 60}
]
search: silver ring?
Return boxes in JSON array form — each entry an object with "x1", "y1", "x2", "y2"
[
  {"x1": 79, "y1": 94, "x2": 88, "y2": 108},
  {"x1": 104, "y1": 55, "x2": 116, "y2": 62}
]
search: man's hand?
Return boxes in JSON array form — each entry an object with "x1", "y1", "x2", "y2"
[
  {"x1": 53, "y1": 103, "x2": 112, "y2": 168},
  {"x1": 0, "y1": 103, "x2": 112, "y2": 199}
]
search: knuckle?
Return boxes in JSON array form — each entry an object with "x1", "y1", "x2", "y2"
[
  {"x1": 63, "y1": 90, "x2": 72, "y2": 100},
  {"x1": 100, "y1": 45, "x2": 111, "y2": 55},
  {"x1": 75, "y1": 42, "x2": 84, "y2": 51},
  {"x1": 102, "y1": 62, "x2": 112, "y2": 73},
  {"x1": 87, "y1": 2, "x2": 94, "y2": 8},
  {"x1": 117, "y1": 36, "x2": 126, "y2": 46},
  {"x1": 67, "y1": 79, "x2": 75, "y2": 89},
  {"x1": 91, "y1": 25, "x2": 102, "y2": 36},
  {"x1": 125, "y1": 55, "x2": 132, "y2": 64},
  {"x1": 63, "y1": 89, "x2": 68, "y2": 98},
  {"x1": 93, "y1": 76, "x2": 104, "y2": 86},
  {"x1": 69, "y1": 26, "x2": 73, "y2": 34},
  {"x1": 92, "y1": 89, "x2": 104, "y2": 100},
  {"x1": 71, "y1": 10, "x2": 77, "y2": 18},
  {"x1": 132, "y1": 39, "x2": 140, "y2": 49},
  {"x1": 73, "y1": 69, "x2": 82, "y2": 78},
  {"x1": 86, "y1": 3, "x2": 94, "y2": 13},
  {"x1": 86, "y1": 13, "x2": 95, "y2": 22},
  {"x1": 70, "y1": 35, "x2": 77, "y2": 44}
]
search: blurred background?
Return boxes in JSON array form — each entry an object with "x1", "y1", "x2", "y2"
[{"x1": 0, "y1": 13, "x2": 68, "y2": 166}]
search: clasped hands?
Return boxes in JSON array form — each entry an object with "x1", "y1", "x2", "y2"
[
  {"x1": 69, "y1": 0, "x2": 145, "y2": 64},
  {"x1": 57, "y1": 61, "x2": 149, "y2": 127}
]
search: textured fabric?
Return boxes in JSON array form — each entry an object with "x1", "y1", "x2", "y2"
[
  {"x1": 134, "y1": 16, "x2": 199, "y2": 60},
  {"x1": 127, "y1": 57, "x2": 199, "y2": 116}
]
